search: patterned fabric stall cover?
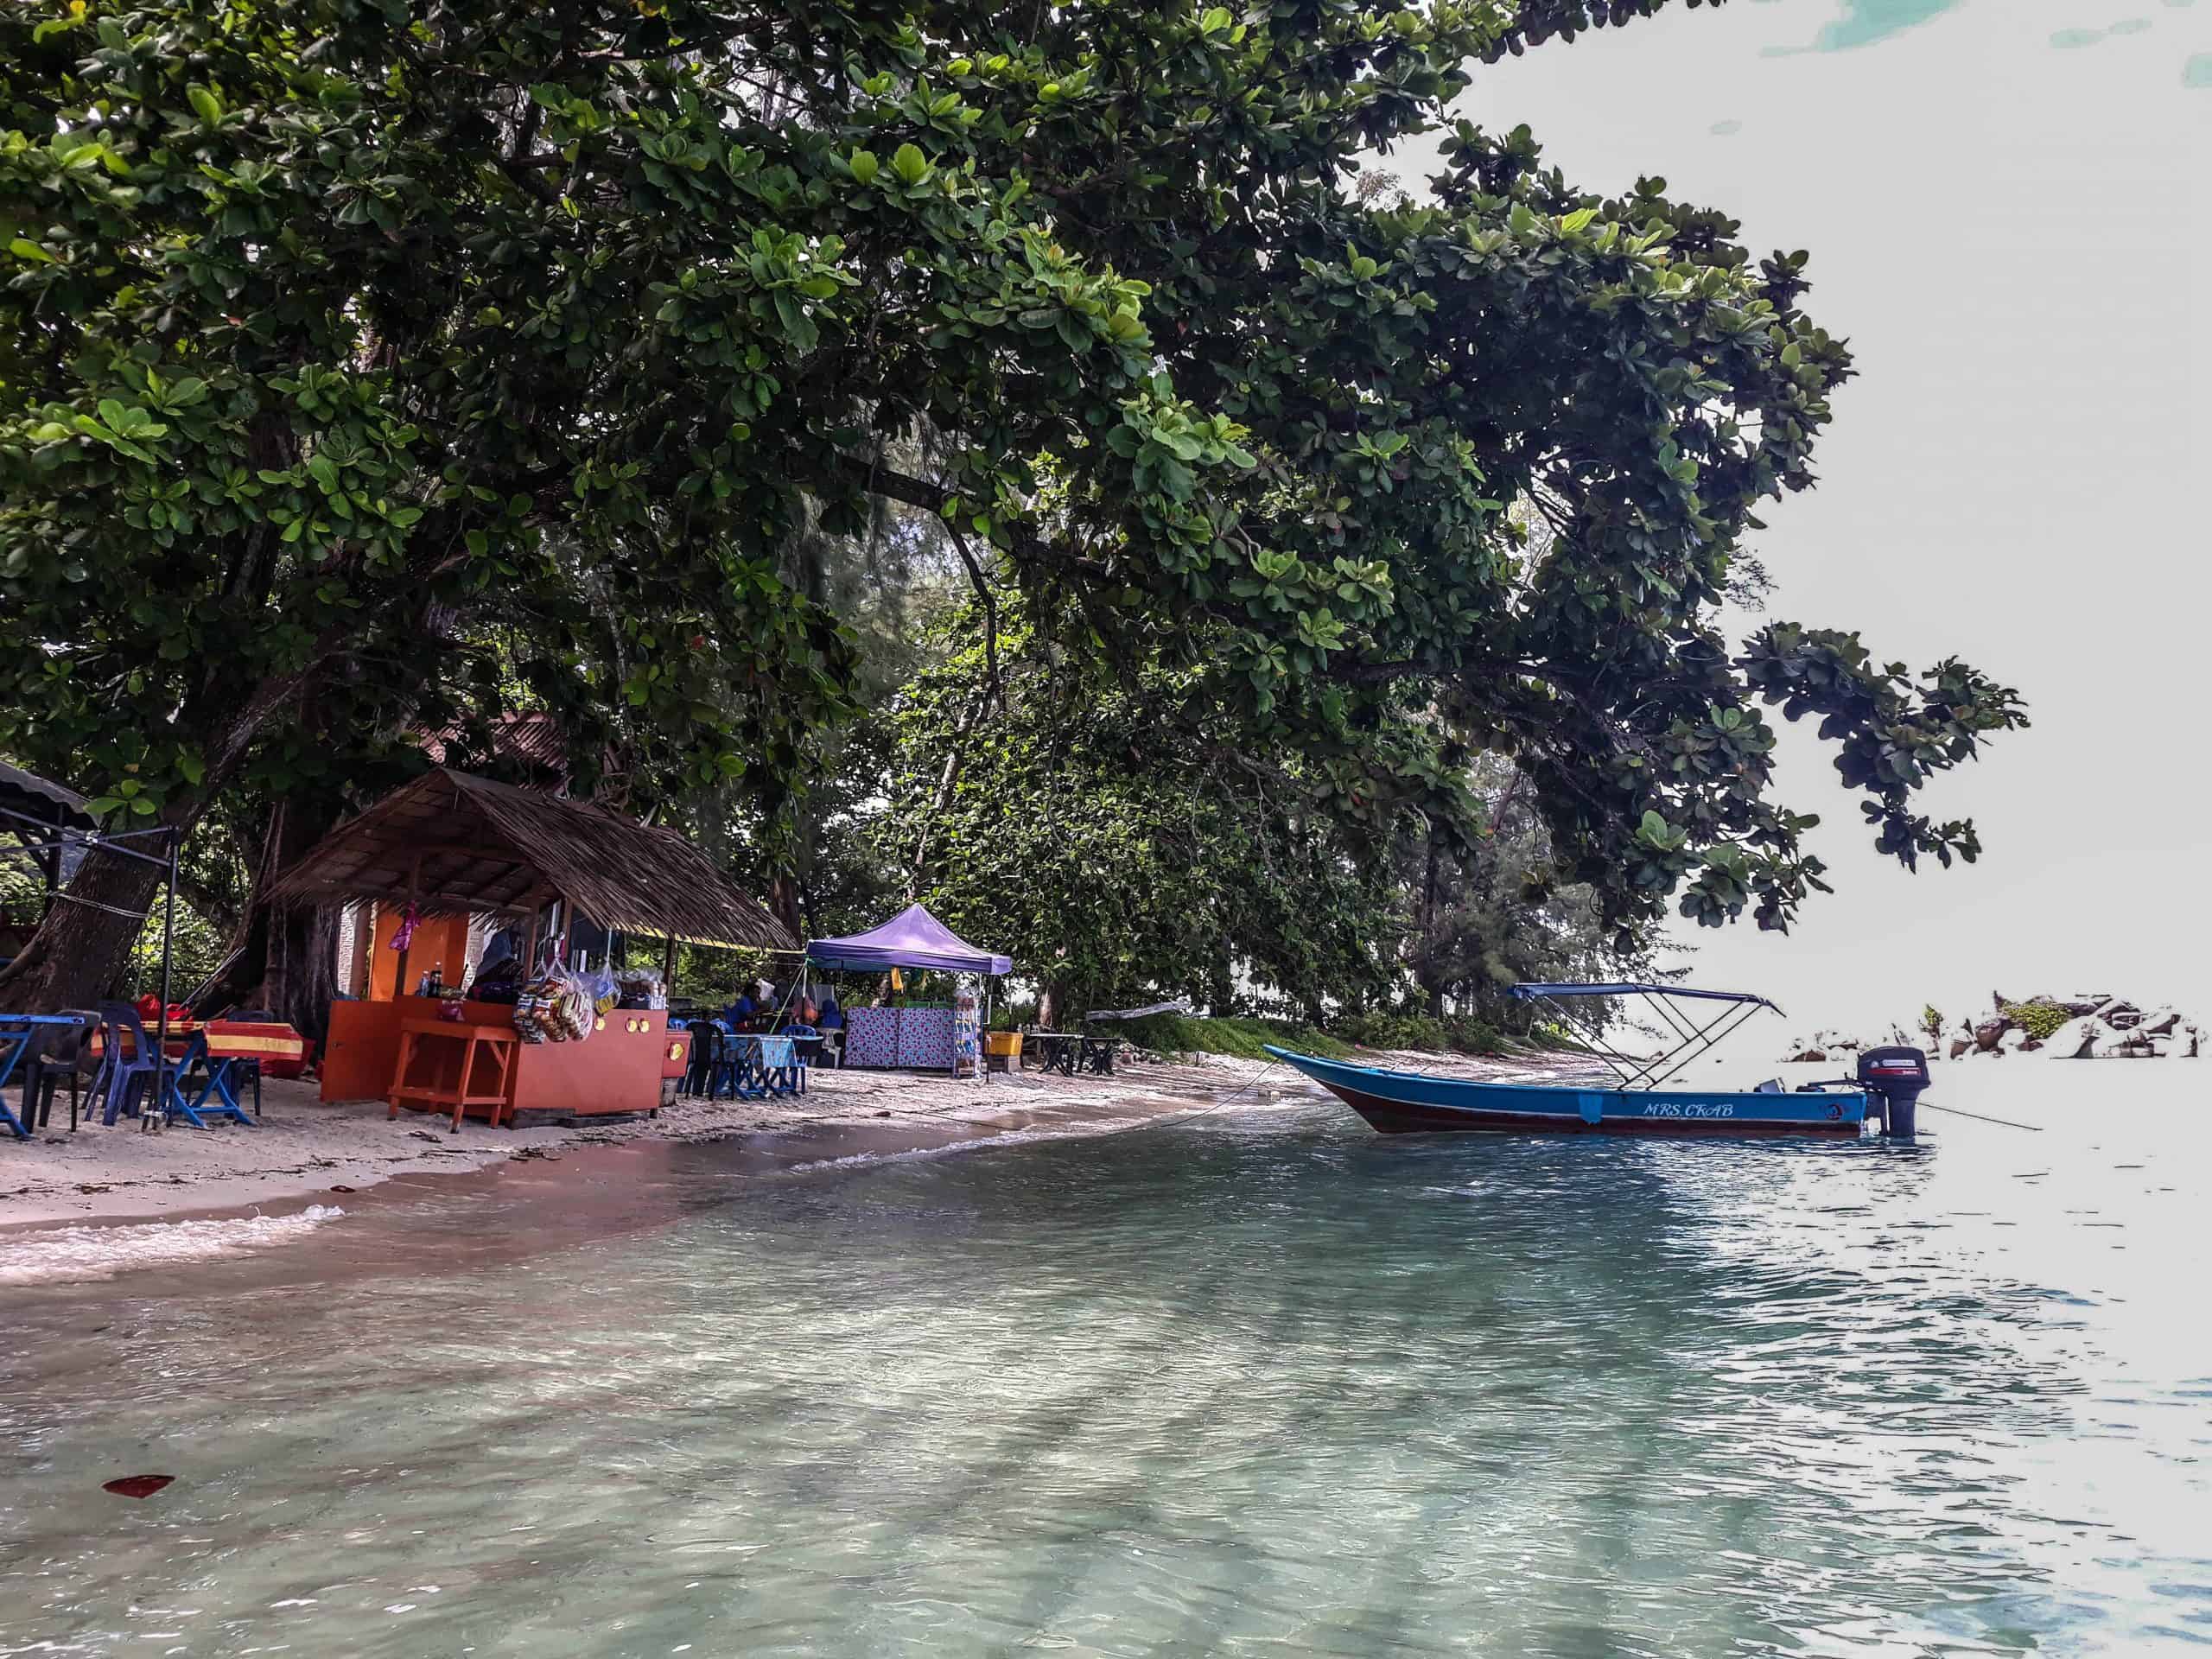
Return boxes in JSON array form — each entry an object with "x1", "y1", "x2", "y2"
[
  {"x1": 952, "y1": 979, "x2": 981, "y2": 1081},
  {"x1": 896, "y1": 1007, "x2": 956, "y2": 1071},
  {"x1": 843, "y1": 1006, "x2": 900, "y2": 1069}
]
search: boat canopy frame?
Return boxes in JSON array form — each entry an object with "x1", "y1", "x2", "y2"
[{"x1": 1506, "y1": 982, "x2": 1783, "y2": 1091}]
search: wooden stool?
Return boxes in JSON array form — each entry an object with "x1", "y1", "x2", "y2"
[{"x1": 388, "y1": 1019, "x2": 518, "y2": 1131}]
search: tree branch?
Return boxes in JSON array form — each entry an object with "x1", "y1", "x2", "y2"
[{"x1": 943, "y1": 518, "x2": 1001, "y2": 716}]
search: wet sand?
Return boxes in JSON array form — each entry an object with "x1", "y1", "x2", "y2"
[
  {"x1": 0, "y1": 1058, "x2": 1260, "y2": 1228},
  {"x1": 0, "y1": 1047, "x2": 1570, "y2": 1286}
]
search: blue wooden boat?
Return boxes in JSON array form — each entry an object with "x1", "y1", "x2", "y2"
[{"x1": 1265, "y1": 982, "x2": 1923, "y2": 1140}]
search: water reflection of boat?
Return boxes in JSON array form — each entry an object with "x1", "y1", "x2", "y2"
[{"x1": 1268, "y1": 982, "x2": 1929, "y2": 1139}]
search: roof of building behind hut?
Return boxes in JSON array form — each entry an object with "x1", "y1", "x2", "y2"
[
  {"x1": 416, "y1": 710, "x2": 578, "y2": 784},
  {"x1": 268, "y1": 768, "x2": 793, "y2": 950}
]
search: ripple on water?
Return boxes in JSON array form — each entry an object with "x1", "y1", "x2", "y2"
[{"x1": 0, "y1": 1066, "x2": 2208, "y2": 1656}]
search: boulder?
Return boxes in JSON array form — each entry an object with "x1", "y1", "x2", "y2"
[
  {"x1": 1948, "y1": 1036, "x2": 1972, "y2": 1060},
  {"x1": 1998, "y1": 1027, "x2": 2028, "y2": 1052},
  {"x1": 2040, "y1": 1015, "x2": 2102, "y2": 1058},
  {"x1": 2137, "y1": 1009, "x2": 2181, "y2": 1037},
  {"x1": 1973, "y1": 1019, "x2": 2007, "y2": 1052}
]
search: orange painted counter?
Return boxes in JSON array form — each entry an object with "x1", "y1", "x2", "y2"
[{"x1": 322, "y1": 997, "x2": 691, "y2": 1124}]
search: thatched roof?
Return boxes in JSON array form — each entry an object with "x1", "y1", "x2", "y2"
[{"x1": 268, "y1": 768, "x2": 793, "y2": 950}]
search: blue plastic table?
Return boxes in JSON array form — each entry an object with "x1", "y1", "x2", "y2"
[
  {"x1": 162, "y1": 1029, "x2": 257, "y2": 1129},
  {"x1": 734, "y1": 1034, "x2": 804, "y2": 1099},
  {"x1": 0, "y1": 1014, "x2": 82, "y2": 1140}
]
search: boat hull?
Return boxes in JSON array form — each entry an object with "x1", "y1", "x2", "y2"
[{"x1": 1265, "y1": 1048, "x2": 1866, "y2": 1139}]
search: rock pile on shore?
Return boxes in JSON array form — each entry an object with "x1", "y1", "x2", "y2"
[{"x1": 1783, "y1": 992, "x2": 2202, "y2": 1063}]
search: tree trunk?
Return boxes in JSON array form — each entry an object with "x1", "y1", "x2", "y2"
[
  {"x1": 0, "y1": 822, "x2": 179, "y2": 1012},
  {"x1": 1415, "y1": 829, "x2": 1446, "y2": 1017},
  {"x1": 766, "y1": 871, "x2": 803, "y2": 949},
  {"x1": 0, "y1": 641, "x2": 340, "y2": 1015},
  {"x1": 186, "y1": 794, "x2": 344, "y2": 1039},
  {"x1": 1208, "y1": 944, "x2": 1234, "y2": 1020},
  {"x1": 907, "y1": 677, "x2": 990, "y2": 899}
]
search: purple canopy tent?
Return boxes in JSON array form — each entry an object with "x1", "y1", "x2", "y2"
[
  {"x1": 804, "y1": 905, "x2": 1009, "y2": 1077},
  {"x1": 804, "y1": 904, "x2": 1011, "y2": 976}
]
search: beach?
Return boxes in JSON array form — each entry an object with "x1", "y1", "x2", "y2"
[
  {"x1": 0, "y1": 1047, "x2": 1569, "y2": 1282},
  {"x1": 0, "y1": 1057, "x2": 1249, "y2": 1229}
]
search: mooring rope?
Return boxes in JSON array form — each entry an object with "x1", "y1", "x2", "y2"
[{"x1": 1919, "y1": 1100, "x2": 2043, "y2": 1133}]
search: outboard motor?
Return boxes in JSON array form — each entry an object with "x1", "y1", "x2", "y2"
[{"x1": 1857, "y1": 1046, "x2": 1931, "y2": 1139}]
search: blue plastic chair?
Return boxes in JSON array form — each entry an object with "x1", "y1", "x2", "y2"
[
  {"x1": 94, "y1": 1002, "x2": 163, "y2": 1126},
  {"x1": 779, "y1": 1025, "x2": 819, "y2": 1095},
  {"x1": 22, "y1": 1010, "x2": 101, "y2": 1133},
  {"x1": 705, "y1": 1026, "x2": 751, "y2": 1100},
  {"x1": 681, "y1": 1020, "x2": 718, "y2": 1096}
]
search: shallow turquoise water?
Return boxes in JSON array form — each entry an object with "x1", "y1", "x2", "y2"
[{"x1": 3, "y1": 1066, "x2": 2209, "y2": 1656}]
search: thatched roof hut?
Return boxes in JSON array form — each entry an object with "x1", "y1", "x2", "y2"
[{"x1": 268, "y1": 767, "x2": 793, "y2": 950}]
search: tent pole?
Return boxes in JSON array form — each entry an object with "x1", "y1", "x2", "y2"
[
  {"x1": 38, "y1": 812, "x2": 60, "y2": 920},
  {"x1": 148, "y1": 826, "x2": 180, "y2": 1133}
]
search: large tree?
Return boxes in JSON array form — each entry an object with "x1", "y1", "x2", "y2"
[
  {"x1": 3, "y1": 0, "x2": 2021, "y2": 1011},
  {"x1": 856, "y1": 613, "x2": 1408, "y2": 1025}
]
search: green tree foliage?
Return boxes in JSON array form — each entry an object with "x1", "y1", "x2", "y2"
[
  {"x1": 848, "y1": 617, "x2": 1404, "y2": 1022},
  {"x1": 1400, "y1": 758, "x2": 1667, "y2": 1024},
  {"x1": 2, "y1": 0, "x2": 2023, "y2": 1010},
  {"x1": 843, "y1": 612, "x2": 1665, "y2": 1031}
]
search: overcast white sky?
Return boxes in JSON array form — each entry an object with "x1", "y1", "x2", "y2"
[{"x1": 1432, "y1": 0, "x2": 2211, "y2": 1033}]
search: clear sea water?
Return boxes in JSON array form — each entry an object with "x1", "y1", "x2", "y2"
[{"x1": 3, "y1": 1063, "x2": 2208, "y2": 1657}]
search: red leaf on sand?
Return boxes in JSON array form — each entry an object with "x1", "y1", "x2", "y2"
[{"x1": 103, "y1": 1475, "x2": 175, "y2": 1500}]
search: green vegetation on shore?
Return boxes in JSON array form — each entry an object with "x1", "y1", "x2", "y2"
[
  {"x1": 1105, "y1": 1014, "x2": 1356, "y2": 1064},
  {"x1": 1101, "y1": 1011, "x2": 1548, "y2": 1064},
  {"x1": 2, "y1": 0, "x2": 2024, "y2": 1032}
]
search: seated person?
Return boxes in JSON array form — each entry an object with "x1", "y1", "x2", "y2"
[
  {"x1": 815, "y1": 991, "x2": 843, "y2": 1031},
  {"x1": 721, "y1": 990, "x2": 754, "y2": 1028}
]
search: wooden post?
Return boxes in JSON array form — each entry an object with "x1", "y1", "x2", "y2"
[{"x1": 661, "y1": 933, "x2": 678, "y2": 988}]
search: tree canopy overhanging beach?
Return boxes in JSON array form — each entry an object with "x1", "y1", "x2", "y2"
[{"x1": 0, "y1": 0, "x2": 2024, "y2": 1016}]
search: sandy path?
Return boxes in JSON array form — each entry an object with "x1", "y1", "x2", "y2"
[
  {"x1": 0, "y1": 1053, "x2": 1311, "y2": 1231},
  {"x1": 0, "y1": 1045, "x2": 1572, "y2": 1287}
]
